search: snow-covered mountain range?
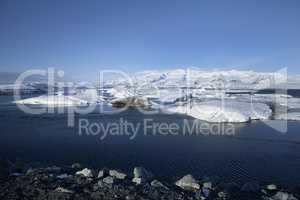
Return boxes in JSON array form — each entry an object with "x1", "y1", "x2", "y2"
[{"x1": 103, "y1": 69, "x2": 289, "y2": 90}]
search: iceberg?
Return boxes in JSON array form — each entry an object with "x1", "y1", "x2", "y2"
[
  {"x1": 14, "y1": 95, "x2": 89, "y2": 106},
  {"x1": 274, "y1": 112, "x2": 300, "y2": 121},
  {"x1": 164, "y1": 100, "x2": 272, "y2": 123},
  {"x1": 14, "y1": 88, "x2": 105, "y2": 106}
]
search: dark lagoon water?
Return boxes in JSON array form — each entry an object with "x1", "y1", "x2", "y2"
[{"x1": 1, "y1": 95, "x2": 300, "y2": 187}]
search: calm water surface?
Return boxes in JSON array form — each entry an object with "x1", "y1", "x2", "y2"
[{"x1": 1, "y1": 96, "x2": 300, "y2": 187}]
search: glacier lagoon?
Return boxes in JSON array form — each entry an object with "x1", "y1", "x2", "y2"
[{"x1": 1, "y1": 95, "x2": 300, "y2": 187}]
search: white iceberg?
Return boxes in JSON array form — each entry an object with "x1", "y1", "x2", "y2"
[
  {"x1": 14, "y1": 95, "x2": 89, "y2": 106},
  {"x1": 164, "y1": 100, "x2": 272, "y2": 123},
  {"x1": 274, "y1": 112, "x2": 300, "y2": 121},
  {"x1": 14, "y1": 88, "x2": 105, "y2": 106}
]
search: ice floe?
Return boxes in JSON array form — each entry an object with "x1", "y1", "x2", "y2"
[
  {"x1": 274, "y1": 112, "x2": 300, "y2": 121},
  {"x1": 164, "y1": 100, "x2": 272, "y2": 123},
  {"x1": 14, "y1": 95, "x2": 89, "y2": 106}
]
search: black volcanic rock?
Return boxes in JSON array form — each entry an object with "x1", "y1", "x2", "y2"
[{"x1": 0, "y1": 162, "x2": 299, "y2": 200}]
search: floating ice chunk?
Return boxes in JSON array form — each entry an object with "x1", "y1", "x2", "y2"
[
  {"x1": 14, "y1": 95, "x2": 89, "y2": 106},
  {"x1": 274, "y1": 112, "x2": 300, "y2": 121},
  {"x1": 164, "y1": 100, "x2": 272, "y2": 123},
  {"x1": 286, "y1": 98, "x2": 300, "y2": 109},
  {"x1": 13, "y1": 88, "x2": 106, "y2": 106}
]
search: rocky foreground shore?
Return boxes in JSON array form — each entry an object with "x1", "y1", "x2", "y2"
[{"x1": 0, "y1": 161, "x2": 299, "y2": 200}]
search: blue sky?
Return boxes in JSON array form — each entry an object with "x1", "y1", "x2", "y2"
[{"x1": 0, "y1": 0, "x2": 299, "y2": 80}]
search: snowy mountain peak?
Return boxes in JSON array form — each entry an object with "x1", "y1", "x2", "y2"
[{"x1": 106, "y1": 68, "x2": 288, "y2": 90}]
